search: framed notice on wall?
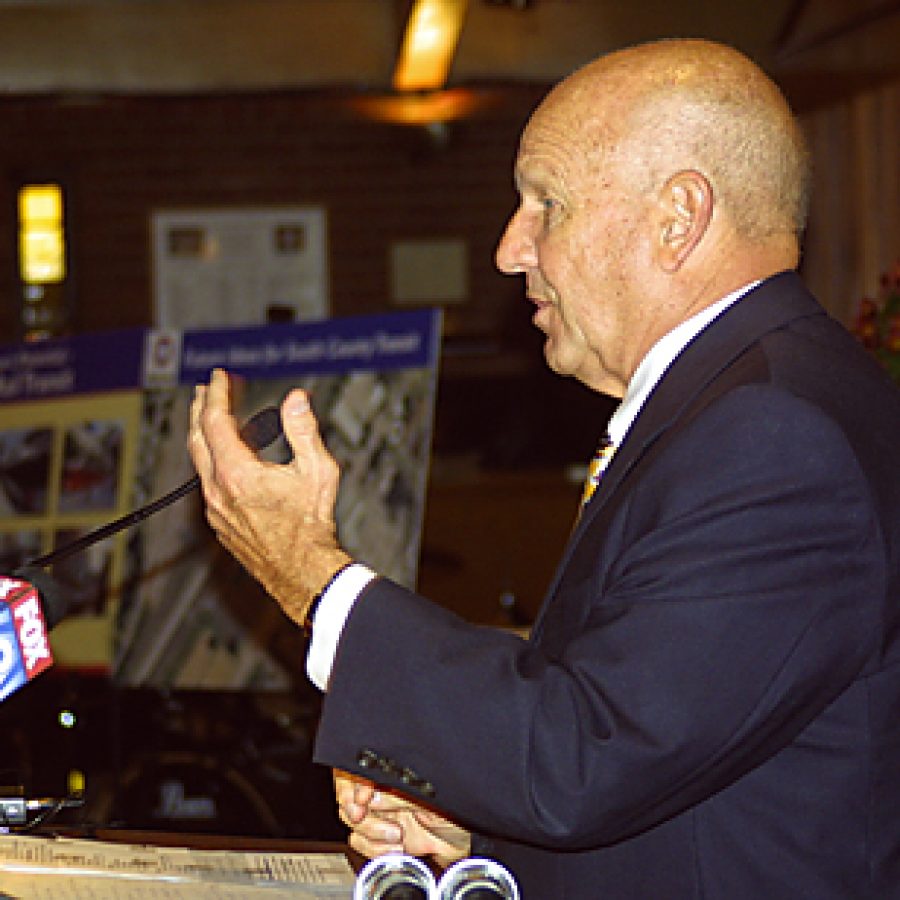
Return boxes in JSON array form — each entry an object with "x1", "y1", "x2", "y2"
[{"x1": 152, "y1": 207, "x2": 328, "y2": 329}]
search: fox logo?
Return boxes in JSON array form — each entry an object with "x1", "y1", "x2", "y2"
[{"x1": 13, "y1": 594, "x2": 51, "y2": 675}]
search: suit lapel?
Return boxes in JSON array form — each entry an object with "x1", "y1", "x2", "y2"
[{"x1": 535, "y1": 271, "x2": 825, "y2": 631}]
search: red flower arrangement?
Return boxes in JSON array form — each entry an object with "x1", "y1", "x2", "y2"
[{"x1": 852, "y1": 260, "x2": 900, "y2": 383}]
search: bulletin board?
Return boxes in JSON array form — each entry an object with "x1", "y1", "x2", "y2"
[{"x1": 152, "y1": 207, "x2": 329, "y2": 329}]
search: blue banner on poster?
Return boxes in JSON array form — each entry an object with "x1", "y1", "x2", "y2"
[
  {"x1": 174, "y1": 309, "x2": 441, "y2": 384},
  {"x1": 0, "y1": 310, "x2": 441, "y2": 402},
  {"x1": 0, "y1": 329, "x2": 145, "y2": 403}
]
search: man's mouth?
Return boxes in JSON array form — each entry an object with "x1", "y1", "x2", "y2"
[{"x1": 528, "y1": 297, "x2": 554, "y2": 333}]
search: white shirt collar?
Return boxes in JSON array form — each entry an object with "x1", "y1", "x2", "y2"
[{"x1": 605, "y1": 281, "x2": 760, "y2": 448}]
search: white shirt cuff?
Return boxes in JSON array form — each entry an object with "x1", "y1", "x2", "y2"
[{"x1": 305, "y1": 563, "x2": 377, "y2": 690}]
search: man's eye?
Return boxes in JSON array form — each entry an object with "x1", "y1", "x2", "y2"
[{"x1": 540, "y1": 197, "x2": 564, "y2": 223}]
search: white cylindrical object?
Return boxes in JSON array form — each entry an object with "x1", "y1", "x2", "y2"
[
  {"x1": 437, "y1": 857, "x2": 520, "y2": 899},
  {"x1": 354, "y1": 853, "x2": 436, "y2": 899}
]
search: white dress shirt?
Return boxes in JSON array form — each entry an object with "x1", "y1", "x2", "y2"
[{"x1": 306, "y1": 281, "x2": 759, "y2": 690}]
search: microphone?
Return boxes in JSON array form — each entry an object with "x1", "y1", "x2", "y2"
[
  {"x1": 0, "y1": 570, "x2": 85, "y2": 828},
  {"x1": 0, "y1": 569, "x2": 66, "y2": 702},
  {"x1": 17, "y1": 405, "x2": 284, "y2": 573},
  {"x1": 354, "y1": 854, "x2": 434, "y2": 899},
  {"x1": 436, "y1": 857, "x2": 520, "y2": 899},
  {"x1": 354, "y1": 855, "x2": 520, "y2": 899}
]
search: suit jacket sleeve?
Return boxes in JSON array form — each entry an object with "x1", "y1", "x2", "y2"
[{"x1": 313, "y1": 382, "x2": 884, "y2": 850}]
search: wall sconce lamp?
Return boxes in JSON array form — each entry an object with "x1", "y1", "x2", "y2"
[{"x1": 17, "y1": 182, "x2": 69, "y2": 340}]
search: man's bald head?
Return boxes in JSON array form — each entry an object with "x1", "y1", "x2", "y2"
[
  {"x1": 541, "y1": 39, "x2": 811, "y2": 243},
  {"x1": 498, "y1": 38, "x2": 810, "y2": 393}
]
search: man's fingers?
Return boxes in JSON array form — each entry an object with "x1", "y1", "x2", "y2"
[
  {"x1": 282, "y1": 390, "x2": 334, "y2": 470},
  {"x1": 334, "y1": 777, "x2": 470, "y2": 866},
  {"x1": 369, "y1": 790, "x2": 418, "y2": 815},
  {"x1": 281, "y1": 388, "x2": 340, "y2": 519},
  {"x1": 280, "y1": 389, "x2": 318, "y2": 460},
  {"x1": 196, "y1": 369, "x2": 258, "y2": 476},
  {"x1": 337, "y1": 798, "x2": 404, "y2": 845},
  {"x1": 344, "y1": 812, "x2": 403, "y2": 846},
  {"x1": 334, "y1": 770, "x2": 376, "y2": 826},
  {"x1": 348, "y1": 830, "x2": 404, "y2": 861},
  {"x1": 188, "y1": 385, "x2": 212, "y2": 480},
  {"x1": 354, "y1": 781, "x2": 377, "y2": 806}
]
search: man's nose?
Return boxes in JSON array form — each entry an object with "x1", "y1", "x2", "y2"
[{"x1": 495, "y1": 209, "x2": 537, "y2": 275}]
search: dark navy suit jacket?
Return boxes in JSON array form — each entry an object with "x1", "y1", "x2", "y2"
[{"x1": 314, "y1": 272, "x2": 900, "y2": 898}]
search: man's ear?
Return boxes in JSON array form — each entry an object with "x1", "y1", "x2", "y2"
[{"x1": 656, "y1": 170, "x2": 713, "y2": 272}]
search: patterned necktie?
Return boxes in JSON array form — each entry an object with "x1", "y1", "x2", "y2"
[{"x1": 580, "y1": 433, "x2": 616, "y2": 507}]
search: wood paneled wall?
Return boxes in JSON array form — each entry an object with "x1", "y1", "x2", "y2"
[
  {"x1": 2, "y1": 78, "x2": 895, "y2": 339},
  {"x1": 0, "y1": 88, "x2": 546, "y2": 341}
]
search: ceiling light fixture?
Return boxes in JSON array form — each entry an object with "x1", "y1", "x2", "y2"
[{"x1": 393, "y1": 0, "x2": 469, "y2": 92}]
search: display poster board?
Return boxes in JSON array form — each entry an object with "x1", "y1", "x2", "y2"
[{"x1": 0, "y1": 310, "x2": 440, "y2": 689}]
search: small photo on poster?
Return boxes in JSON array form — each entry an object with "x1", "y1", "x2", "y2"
[
  {"x1": 51, "y1": 528, "x2": 113, "y2": 617},
  {"x1": 59, "y1": 420, "x2": 124, "y2": 513},
  {"x1": 0, "y1": 427, "x2": 53, "y2": 516}
]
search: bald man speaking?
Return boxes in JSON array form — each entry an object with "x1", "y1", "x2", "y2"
[{"x1": 190, "y1": 39, "x2": 900, "y2": 898}]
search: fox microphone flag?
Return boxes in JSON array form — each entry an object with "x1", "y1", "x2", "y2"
[{"x1": 0, "y1": 572, "x2": 65, "y2": 702}]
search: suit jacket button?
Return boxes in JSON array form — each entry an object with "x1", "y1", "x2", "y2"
[
  {"x1": 419, "y1": 780, "x2": 435, "y2": 798},
  {"x1": 357, "y1": 749, "x2": 379, "y2": 770}
]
